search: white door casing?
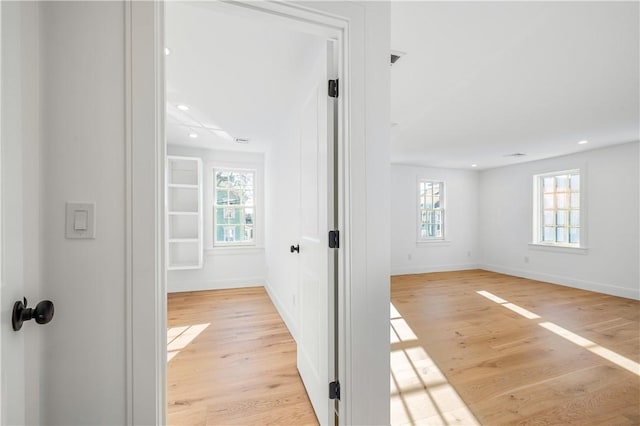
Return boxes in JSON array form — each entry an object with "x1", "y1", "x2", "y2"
[{"x1": 125, "y1": 2, "x2": 396, "y2": 425}]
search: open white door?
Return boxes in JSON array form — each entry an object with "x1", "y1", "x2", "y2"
[
  {"x1": 297, "y1": 41, "x2": 337, "y2": 426},
  {"x1": 0, "y1": 1, "x2": 36, "y2": 423}
]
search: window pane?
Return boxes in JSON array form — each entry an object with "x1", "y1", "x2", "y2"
[
  {"x1": 556, "y1": 176, "x2": 569, "y2": 192},
  {"x1": 216, "y1": 172, "x2": 232, "y2": 188},
  {"x1": 434, "y1": 210, "x2": 442, "y2": 225},
  {"x1": 432, "y1": 196, "x2": 440, "y2": 209},
  {"x1": 570, "y1": 175, "x2": 580, "y2": 191},
  {"x1": 556, "y1": 227, "x2": 568, "y2": 243},
  {"x1": 544, "y1": 194, "x2": 554, "y2": 209},
  {"x1": 556, "y1": 210, "x2": 568, "y2": 226},
  {"x1": 216, "y1": 189, "x2": 229, "y2": 205},
  {"x1": 543, "y1": 211, "x2": 554, "y2": 226},
  {"x1": 425, "y1": 197, "x2": 433, "y2": 209},
  {"x1": 556, "y1": 193, "x2": 568, "y2": 209},
  {"x1": 244, "y1": 208, "x2": 254, "y2": 225},
  {"x1": 243, "y1": 226, "x2": 254, "y2": 241},
  {"x1": 242, "y1": 190, "x2": 254, "y2": 206},
  {"x1": 424, "y1": 182, "x2": 433, "y2": 197},
  {"x1": 570, "y1": 193, "x2": 580, "y2": 208},
  {"x1": 543, "y1": 177, "x2": 555, "y2": 192},
  {"x1": 570, "y1": 210, "x2": 580, "y2": 226},
  {"x1": 216, "y1": 225, "x2": 237, "y2": 242},
  {"x1": 543, "y1": 227, "x2": 555, "y2": 241},
  {"x1": 569, "y1": 227, "x2": 580, "y2": 244}
]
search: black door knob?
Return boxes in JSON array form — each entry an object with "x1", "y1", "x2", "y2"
[
  {"x1": 12, "y1": 297, "x2": 55, "y2": 331},
  {"x1": 290, "y1": 244, "x2": 300, "y2": 253}
]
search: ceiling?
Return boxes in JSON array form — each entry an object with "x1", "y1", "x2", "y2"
[
  {"x1": 166, "y1": 2, "x2": 639, "y2": 170},
  {"x1": 391, "y1": 1, "x2": 640, "y2": 170},
  {"x1": 165, "y1": 2, "x2": 323, "y2": 152}
]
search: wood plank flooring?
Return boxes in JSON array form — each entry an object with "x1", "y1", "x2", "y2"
[
  {"x1": 391, "y1": 270, "x2": 640, "y2": 425},
  {"x1": 167, "y1": 287, "x2": 318, "y2": 425}
]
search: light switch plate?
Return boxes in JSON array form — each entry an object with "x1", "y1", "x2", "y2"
[{"x1": 66, "y1": 202, "x2": 95, "y2": 239}]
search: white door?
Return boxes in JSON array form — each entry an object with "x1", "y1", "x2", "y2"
[
  {"x1": 0, "y1": 1, "x2": 35, "y2": 423},
  {"x1": 297, "y1": 42, "x2": 337, "y2": 426}
]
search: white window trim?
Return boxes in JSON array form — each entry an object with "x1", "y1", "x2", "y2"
[
  {"x1": 531, "y1": 167, "x2": 588, "y2": 251},
  {"x1": 416, "y1": 178, "x2": 446, "y2": 242},
  {"x1": 208, "y1": 165, "x2": 262, "y2": 249}
]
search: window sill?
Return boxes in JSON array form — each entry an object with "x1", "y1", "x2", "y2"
[
  {"x1": 206, "y1": 246, "x2": 264, "y2": 256},
  {"x1": 528, "y1": 243, "x2": 588, "y2": 255},
  {"x1": 416, "y1": 240, "x2": 451, "y2": 247}
]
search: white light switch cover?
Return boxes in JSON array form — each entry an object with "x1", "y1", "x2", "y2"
[{"x1": 66, "y1": 202, "x2": 95, "y2": 239}]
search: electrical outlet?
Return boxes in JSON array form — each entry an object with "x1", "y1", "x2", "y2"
[
  {"x1": 467, "y1": 251, "x2": 472, "y2": 257},
  {"x1": 524, "y1": 256, "x2": 529, "y2": 263},
  {"x1": 408, "y1": 253, "x2": 412, "y2": 261}
]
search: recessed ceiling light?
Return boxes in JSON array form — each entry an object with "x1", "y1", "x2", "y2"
[
  {"x1": 471, "y1": 164, "x2": 478, "y2": 168},
  {"x1": 578, "y1": 140, "x2": 589, "y2": 145},
  {"x1": 164, "y1": 47, "x2": 171, "y2": 56},
  {"x1": 188, "y1": 132, "x2": 198, "y2": 139},
  {"x1": 177, "y1": 104, "x2": 189, "y2": 111}
]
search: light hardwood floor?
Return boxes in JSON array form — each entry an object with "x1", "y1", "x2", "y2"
[
  {"x1": 167, "y1": 287, "x2": 318, "y2": 425},
  {"x1": 391, "y1": 270, "x2": 640, "y2": 425}
]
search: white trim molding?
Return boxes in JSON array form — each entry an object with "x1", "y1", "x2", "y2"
[
  {"x1": 126, "y1": 1, "x2": 166, "y2": 424},
  {"x1": 482, "y1": 264, "x2": 639, "y2": 301}
]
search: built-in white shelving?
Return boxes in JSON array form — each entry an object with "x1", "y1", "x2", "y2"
[{"x1": 166, "y1": 156, "x2": 203, "y2": 270}]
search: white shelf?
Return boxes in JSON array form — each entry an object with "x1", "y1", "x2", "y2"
[
  {"x1": 167, "y1": 155, "x2": 203, "y2": 271},
  {"x1": 167, "y1": 261, "x2": 201, "y2": 270},
  {"x1": 168, "y1": 183, "x2": 199, "y2": 189},
  {"x1": 168, "y1": 238, "x2": 199, "y2": 243}
]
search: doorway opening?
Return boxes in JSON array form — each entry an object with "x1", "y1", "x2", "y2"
[{"x1": 162, "y1": 2, "x2": 342, "y2": 424}]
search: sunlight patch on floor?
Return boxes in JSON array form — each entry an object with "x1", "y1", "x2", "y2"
[
  {"x1": 167, "y1": 323, "x2": 210, "y2": 362},
  {"x1": 390, "y1": 303, "x2": 480, "y2": 426},
  {"x1": 539, "y1": 321, "x2": 640, "y2": 376},
  {"x1": 477, "y1": 290, "x2": 639, "y2": 376}
]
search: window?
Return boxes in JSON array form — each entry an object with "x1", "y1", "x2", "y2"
[
  {"x1": 418, "y1": 180, "x2": 445, "y2": 240},
  {"x1": 214, "y1": 169, "x2": 255, "y2": 245},
  {"x1": 534, "y1": 170, "x2": 580, "y2": 246}
]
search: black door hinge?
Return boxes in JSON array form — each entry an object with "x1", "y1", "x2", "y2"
[
  {"x1": 328, "y1": 79, "x2": 339, "y2": 98},
  {"x1": 328, "y1": 230, "x2": 339, "y2": 249},
  {"x1": 329, "y1": 381, "x2": 340, "y2": 400}
]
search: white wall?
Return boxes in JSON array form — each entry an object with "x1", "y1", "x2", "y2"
[
  {"x1": 39, "y1": 2, "x2": 126, "y2": 424},
  {"x1": 166, "y1": 146, "x2": 265, "y2": 292},
  {"x1": 479, "y1": 142, "x2": 640, "y2": 300},
  {"x1": 390, "y1": 165, "x2": 479, "y2": 275}
]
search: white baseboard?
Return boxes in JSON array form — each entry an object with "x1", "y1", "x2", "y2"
[
  {"x1": 481, "y1": 264, "x2": 640, "y2": 300},
  {"x1": 167, "y1": 277, "x2": 265, "y2": 293},
  {"x1": 391, "y1": 263, "x2": 480, "y2": 276},
  {"x1": 264, "y1": 279, "x2": 298, "y2": 342}
]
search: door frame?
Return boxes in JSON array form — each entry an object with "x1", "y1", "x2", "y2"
[{"x1": 126, "y1": 1, "x2": 352, "y2": 424}]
